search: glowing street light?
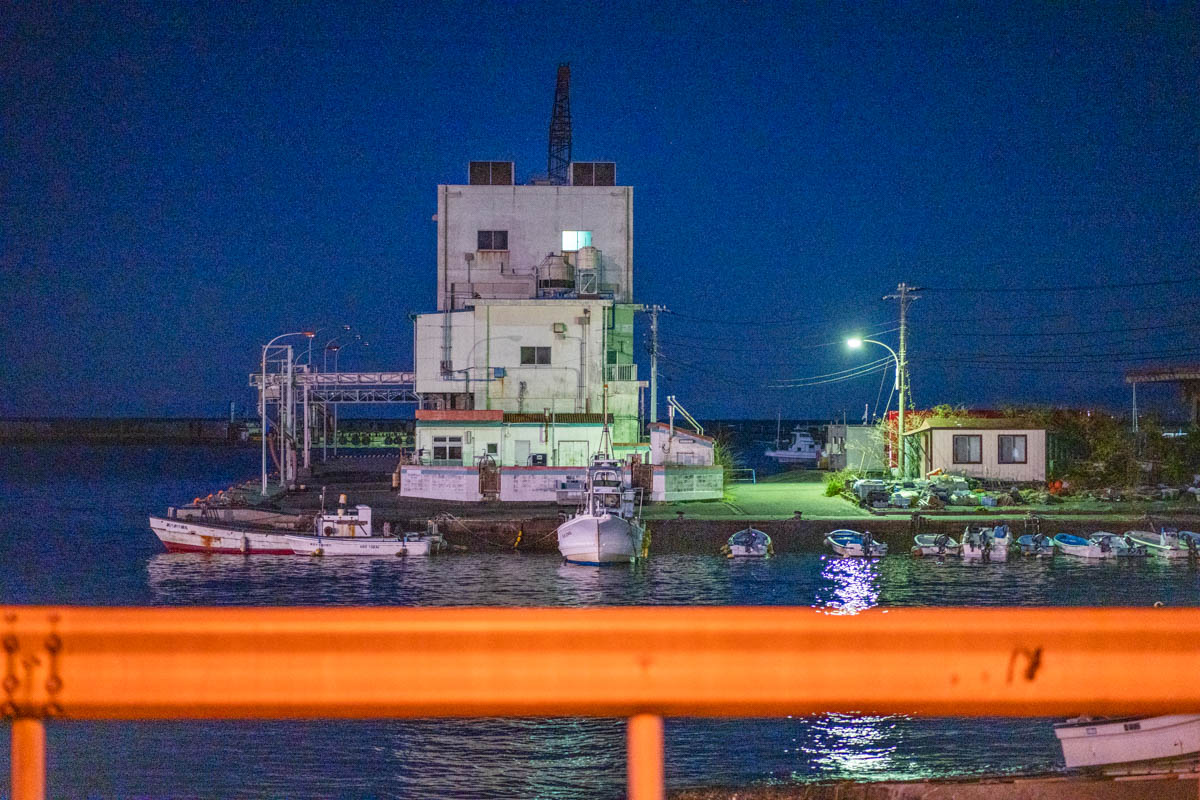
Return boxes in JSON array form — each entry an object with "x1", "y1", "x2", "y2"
[{"x1": 847, "y1": 336, "x2": 906, "y2": 476}]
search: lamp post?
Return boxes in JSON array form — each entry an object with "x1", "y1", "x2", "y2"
[
  {"x1": 324, "y1": 335, "x2": 368, "y2": 457},
  {"x1": 261, "y1": 330, "x2": 314, "y2": 496},
  {"x1": 848, "y1": 336, "x2": 906, "y2": 477}
]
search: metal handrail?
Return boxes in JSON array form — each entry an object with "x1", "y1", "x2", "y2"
[{"x1": 5, "y1": 605, "x2": 1200, "y2": 800}]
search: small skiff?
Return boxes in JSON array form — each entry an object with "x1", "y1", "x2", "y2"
[
  {"x1": 723, "y1": 528, "x2": 772, "y2": 558},
  {"x1": 961, "y1": 525, "x2": 1011, "y2": 561},
  {"x1": 1124, "y1": 528, "x2": 1200, "y2": 559},
  {"x1": 911, "y1": 533, "x2": 960, "y2": 557},
  {"x1": 1053, "y1": 532, "x2": 1147, "y2": 560},
  {"x1": 1016, "y1": 533, "x2": 1054, "y2": 557},
  {"x1": 825, "y1": 529, "x2": 887, "y2": 557}
]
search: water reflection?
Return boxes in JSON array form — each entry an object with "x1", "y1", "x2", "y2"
[
  {"x1": 803, "y1": 713, "x2": 897, "y2": 776},
  {"x1": 814, "y1": 556, "x2": 880, "y2": 614}
]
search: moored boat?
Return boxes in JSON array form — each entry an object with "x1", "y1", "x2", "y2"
[
  {"x1": 1017, "y1": 532, "x2": 1054, "y2": 557},
  {"x1": 911, "y1": 533, "x2": 960, "y2": 557},
  {"x1": 286, "y1": 529, "x2": 444, "y2": 556},
  {"x1": 557, "y1": 457, "x2": 645, "y2": 565},
  {"x1": 1055, "y1": 714, "x2": 1200, "y2": 770},
  {"x1": 825, "y1": 529, "x2": 887, "y2": 557},
  {"x1": 1053, "y1": 532, "x2": 1147, "y2": 560},
  {"x1": 723, "y1": 528, "x2": 771, "y2": 558},
  {"x1": 764, "y1": 426, "x2": 820, "y2": 467},
  {"x1": 961, "y1": 524, "x2": 1011, "y2": 560},
  {"x1": 1125, "y1": 527, "x2": 1199, "y2": 559}
]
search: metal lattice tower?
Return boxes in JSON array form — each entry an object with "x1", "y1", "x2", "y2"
[{"x1": 548, "y1": 63, "x2": 572, "y2": 185}]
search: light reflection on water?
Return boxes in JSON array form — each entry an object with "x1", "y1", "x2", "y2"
[{"x1": 814, "y1": 555, "x2": 880, "y2": 614}]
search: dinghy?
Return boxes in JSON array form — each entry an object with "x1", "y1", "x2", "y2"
[
  {"x1": 1125, "y1": 528, "x2": 1200, "y2": 559},
  {"x1": 723, "y1": 528, "x2": 772, "y2": 558},
  {"x1": 911, "y1": 533, "x2": 960, "y2": 557},
  {"x1": 961, "y1": 524, "x2": 1011, "y2": 561},
  {"x1": 825, "y1": 529, "x2": 887, "y2": 557},
  {"x1": 1055, "y1": 715, "x2": 1200, "y2": 770},
  {"x1": 1016, "y1": 532, "x2": 1054, "y2": 557},
  {"x1": 1053, "y1": 532, "x2": 1146, "y2": 560}
]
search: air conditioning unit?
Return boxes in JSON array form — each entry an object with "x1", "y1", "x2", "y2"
[{"x1": 552, "y1": 322, "x2": 567, "y2": 334}]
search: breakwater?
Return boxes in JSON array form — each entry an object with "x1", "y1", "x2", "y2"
[{"x1": 0, "y1": 417, "x2": 237, "y2": 444}]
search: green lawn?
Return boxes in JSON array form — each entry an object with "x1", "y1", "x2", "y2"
[{"x1": 645, "y1": 470, "x2": 871, "y2": 520}]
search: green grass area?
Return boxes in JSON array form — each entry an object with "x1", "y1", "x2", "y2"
[{"x1": 644, "y1": 471, "x2": 871, "y2": 520}]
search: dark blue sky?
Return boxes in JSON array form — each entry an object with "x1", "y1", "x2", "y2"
[{"x1": 4, "y1": 3, "x2": 1198, "y2": 420}]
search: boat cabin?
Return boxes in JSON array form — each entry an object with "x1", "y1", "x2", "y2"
[{"x1": 315, "y1": 504, "x2": 373, "y2": 538}]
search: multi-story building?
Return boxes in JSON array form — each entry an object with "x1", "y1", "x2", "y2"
[{"x1": 414, "y1": 160, "x2": 642, "y2": 447}]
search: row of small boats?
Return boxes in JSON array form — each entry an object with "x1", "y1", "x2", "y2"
[{"x1": 821, "y1": 525, "x2": 1200, "y2": 561}]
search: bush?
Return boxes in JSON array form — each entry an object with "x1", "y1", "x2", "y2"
[{"x1": 825, "y1": 469, "x2": 855, "y2": 497}]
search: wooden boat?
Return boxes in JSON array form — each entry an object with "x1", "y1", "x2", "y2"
[
  {"x1": 557, "y1": 457, "x2": 644, "y2": 565},
  {"x1": 825, "y1": 529, "x2": 887, "y2": 557},
  {"x1": 961, "y1": 524, "x2": 1011, "y2": 561},
  {"x1": 1017, "y1": 532, "x2": 1054, "y2": 556},
  {"x1": 723, "y1": 528, "x2": 771, "y2": 558},
  {"x1": 911, "y1": 533, "x2": 960, "y2": 557},
  {"x1": 1055, "y1": 715, "x2": 1200, "y2": 770},
  {"x1": 1125, "y1": 528, "x2": 1199, "y2": 559}
]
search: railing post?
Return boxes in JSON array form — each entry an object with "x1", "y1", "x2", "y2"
[
  {"x1": 11, "y1": 718, "x2": 45, "y2": 800},
  {"x1": 627, "y1": 714, "x2": 663, "y2": 800}
]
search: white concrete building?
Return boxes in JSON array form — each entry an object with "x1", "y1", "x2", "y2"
[{"x1": 417, "y1": 161, "x2": 642, "y2": 443}]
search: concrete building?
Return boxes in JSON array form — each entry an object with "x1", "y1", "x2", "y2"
[
  {"x1": 904, "y1": 417, "x2": 1047, "y2": 483},
  {"x1": 416, "y1": 161, "x2": 641, "y2": 444},
  {"x1": 825, "y1": 423, "x2": 886, "y2": 473}
]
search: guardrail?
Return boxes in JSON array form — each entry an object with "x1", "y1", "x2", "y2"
[
  {"x1": 728, "y1": 467, "x2": 757, "y2": 483},
  {"x1": 5, "y1": 606, "x2": 1200, "y2": 800}
]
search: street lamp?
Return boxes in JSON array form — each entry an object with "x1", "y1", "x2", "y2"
[
  {"x1": 261, "y1": 330, "x2": 314, "y2": 496},
  {"x1": 848, "y1": 336, "x2": 907, "y2": 477},
  {"x1": 323, "y1": 335, "x2": 368, "y2": 457}
]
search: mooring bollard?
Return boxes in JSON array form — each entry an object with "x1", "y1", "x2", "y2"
[
  {"x1": 675, "y1": 511, "x2": 685, "y2": 521},
  {"x1": 793, "y1": 510, "x2": 803, "y2": 520}
]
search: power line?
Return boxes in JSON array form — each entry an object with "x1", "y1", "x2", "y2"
[
  {"x1": 925, "y1": 277, "x2": 1198, "y2": 294},
  {"x1": 771, "y1": 356, "x2": 893, "y2": 386}
]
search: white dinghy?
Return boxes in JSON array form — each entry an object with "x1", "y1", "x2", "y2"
[
  {"x1": 825, "y1": 530, "x2": 887, "y2": 558},
  {"x1": 1125, "y1": 527, "x2": 1200, "y2": 559},
  {"x1": 723, "y1": 528, "x2": 772, "y2": 558},
  {"x1": 911, "y1": 533, "x2": 960, "y2": 557},
  {"x1": 961, "y1": 524, "x2": 1011, "y2": 561}
]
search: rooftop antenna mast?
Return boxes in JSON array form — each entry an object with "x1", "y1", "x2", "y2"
[{"x1": 548, "y1": 63, "x2": 572, "y2": 185}]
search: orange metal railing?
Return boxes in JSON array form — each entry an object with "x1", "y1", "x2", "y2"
[{"x1": 5, "y1": 605, "x2": 1200, "y2": 800}]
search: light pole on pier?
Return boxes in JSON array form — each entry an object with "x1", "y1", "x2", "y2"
[
  {"x1": 848, "y1": 336, "x2": 903, "y2": 475},
  {"x1": 261, "y1": 330, "x2": 314, "y2": 496}
]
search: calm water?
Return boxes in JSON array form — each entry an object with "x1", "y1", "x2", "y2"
[{"x1": 2, "y1": 444, "x2": 1199, "y2": 798}]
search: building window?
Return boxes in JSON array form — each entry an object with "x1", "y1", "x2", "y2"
[
  {"x1": 561, "y1": 230, "x2": 592, "y2": 251},
  {"x1": 432, "y1": 436, "x2": 463, "y2": 462},
  {"x1": 952, "y1": 434, "x2": 982, "y2": 464},
  {"x1": 477, "y1": 230, "x2": 508, "y2": 250},
  {"x1": 520, "y1": 346, "x2": 551, "y2": 365},
  {"x1": 486, "y1": 443, "x2": 498, "y2": 455},
  {"x1": 997, "y1": 434, "x2": 1027, "y2": 464}
]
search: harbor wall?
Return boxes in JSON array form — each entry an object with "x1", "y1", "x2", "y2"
[
  {"x1": 652, "y1": 465, "x2": 724, "y2": 501},
  {"x1": 399, "y1": 466, "x2": 483, "y2": 501},
  {"x1": 0, "y1": 417, "x2": 236, "y2": 444}
]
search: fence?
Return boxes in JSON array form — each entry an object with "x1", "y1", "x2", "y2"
[{"x1": 5, "y1": 606, "x2": 1200, "y2": 800}]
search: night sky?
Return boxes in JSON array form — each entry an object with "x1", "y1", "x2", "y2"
[{"x1": 4, "y1": 3, "x2": 1198, "y2": 421}]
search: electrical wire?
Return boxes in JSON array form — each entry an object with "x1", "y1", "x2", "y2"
[
  {"x1": 924, "y1": 277, "x2": 1199, "y2": 294},
  {"x1": 771, "y1": 356, "x2": 893, "y2": 386}
]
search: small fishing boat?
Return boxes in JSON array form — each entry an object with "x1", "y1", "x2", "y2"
[
  {"x1": 911, "y1": 533, "x2": 960, "y2": 557},
  {"x1": 557, "y1": 456, "x2": 645, "y2": 565},
  {"x1": 1124, "y1": 528, "x2": 1200, "y2": 559},
  {"x1": 1016, "y1": 532, "x2": 1054, "y2": 557},
  {"x1": 723, "y1": 528, "x2": 772, "y2": 558},
  {"x1": 825, "y1": 529, "x2": 887, "y2": 557},
  {"x1": 1055, "y1": 715, "x2": 1200, "y2": 770},
  {"x1": 1053, "y1": 532, "x2": 1147, "y2": 560},
  {"x1": 961, "y1": 524, "x2": 1011, "y2": 561}
]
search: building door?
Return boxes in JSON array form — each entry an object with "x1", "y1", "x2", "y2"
[
  {"x1": 478, "y1": 456, "x2": 500, "y2": 501},
  {"x1": 514, "y1": 439, "x2": 531, "y2": 466},
  {"x1": 558, "y1": 440, "x2": 588, "y2": 466}
]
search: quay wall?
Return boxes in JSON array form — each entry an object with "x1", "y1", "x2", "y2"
[{"x1": 0, "y1": 417, "x2": 236, "y2": 444}]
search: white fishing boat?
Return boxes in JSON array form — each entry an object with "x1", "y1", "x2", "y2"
[
  {"x1": 1055, "y1": 715, "x2": 1200, "y2": 770},
  {"x1": 1016, "y1": 532, "x2": 1054, "y2": 556},
  {"x1": 1053, "y1": 532, "x2": 1147, "y2": 560},
  {"x1": 723, "y1": 528, "x2": 771, "y2": 558},
  {"x1": 825, "y1": 529, "x2": 887, "y2": 557},
  {"x1": 557, "y1": 457, "x2": 644, "y2": 565},
  {"x1": 287, "y1": 529, "x2": 444, "y2": 556},
  {"x1": 961, "y1": 524, "x2": 1011, "y2": 560},
  {"x1": 764, "y1": 426, "x2": 820, "y2": 466},
  {"x1": 911, "y1": 533, "x2": 960, "y2": 557},
  {"x1": 1125, "y1": 528, "x2": 1200, "y2": 559}
]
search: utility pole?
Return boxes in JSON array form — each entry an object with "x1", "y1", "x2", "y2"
[
  {"x1": 883, "y1": 282, "x2": 920, "y2": 478},
  {"x1": 645, "y1": 305, "x2": 667, "y2": 429}
]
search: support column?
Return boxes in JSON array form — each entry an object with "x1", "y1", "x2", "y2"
[
  {"x1": 627, "y1": 714, "x2": 663, "y2": 800},
  {"x1": 11, "y1": 718, "x2": 45, "y2": 800}
]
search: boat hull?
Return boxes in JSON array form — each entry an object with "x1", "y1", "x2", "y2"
[
  {"x1": 285, "y1": 534, "x2": 439, "y2": 556},
  {"x1": 149, "y1": 516, "x2": 297, "y2": 554},
  {"x1": 557, "y1": 514, "x2": 640, "y2": 565},
  {"x1": 1126, "y1": 530, "x2": 1195, "y2": 559},
  {"x1": 961, "y1": 539, "x2": 1010, "y2": 560},
  {"x1": 1016, "y1": 534, "x2": 1054, "y2": 556},
  {"x1": 825, "y1": 531, "x2": 887, "y2": 558},
  {"x1": 1055, "y1": 715, "x2": 1200, "y2": 769},
  {"x1": 911, "y1": 534, "x2": 960, "y2": 557}
]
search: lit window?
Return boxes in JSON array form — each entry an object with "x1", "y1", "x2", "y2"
[
  {"x1": 952, "y1": 434, "x2": 982, "y2": 464},
  {"x1": 997, "y1": 434, "x2": 1027, "y2": 464},
  {"x1": 520, "y1": 346, "x2": 551, "y2": 365},
  {"x1": 477, "y1": 230, "x2": 508, "y2": 250},
  {"x1": 561, "y1": 230, "x2": 592, "y2": 251}
]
